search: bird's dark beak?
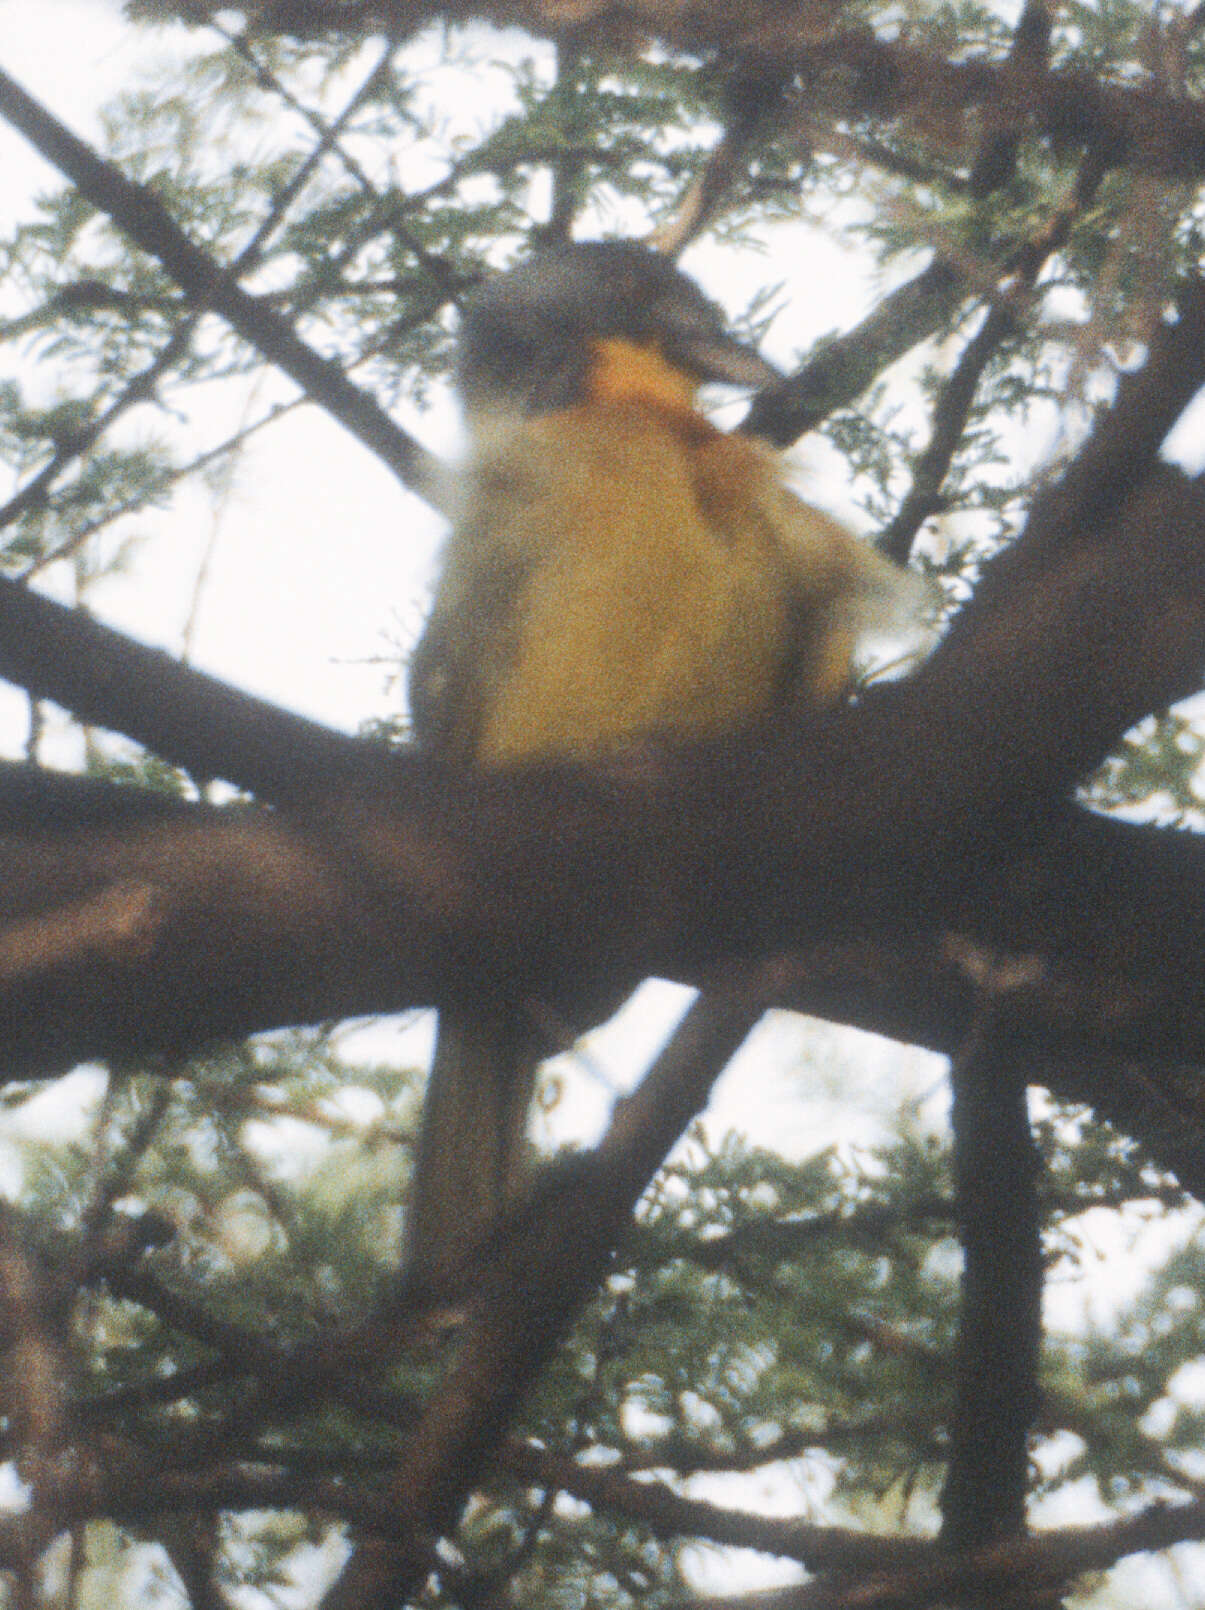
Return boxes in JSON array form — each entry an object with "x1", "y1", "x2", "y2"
[{"x1": 669, "y1": 329, "x2": 781, "y2": 390}]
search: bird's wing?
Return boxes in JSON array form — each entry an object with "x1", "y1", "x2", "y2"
[
  {"x1": 767, "y1": 484, "x2": 924, "y2": 710},
  {"x1": 408, "y1": 435, "x2": 554, "y2": 765}
]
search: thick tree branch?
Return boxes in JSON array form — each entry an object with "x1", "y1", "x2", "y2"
[
  {"x1": 1007, "y1": 279, "x2": 1205, "y2": 565},
  {"x1": 150, "y1": 9, "x2": 1205, "y2": 181},
  {"x1": 967, "y1": 0, "x2": 1053, "y2": 197},
  {"x1": 0, "y1": 1209, "x2": 69, "y2": 1586},
  {"x1": 745, "y1": 260, "x2": 963, "y2": 448},
  {"x1": 769, "y1": 938, "x2": 1205, "y2": 1199},
  {"x1": 320, "y1": 986, "x2": 770, "y2": 1609},
  {"x1": 505, "y1": 1445, "x2": 930, "y2": 1572},
  {"x1": 0, "y1": 441, "x2": 1202, "y2": 1092},
  {"x1": 0, "y1": 1447, "x2": 1194, "y2": 1610},
  {"x1": 0, "y1": 574, "x2": 383, "y2": 801},
  {"x1": 940, "y1": 994, "x2": 1044, "y2": 1556},
  {"x1": 685, "y1": 1492, "x2": 1205, "y2": 1610},
  {"x1": 0, "y1": 225, "x2": 1199, "y2": 1217}
]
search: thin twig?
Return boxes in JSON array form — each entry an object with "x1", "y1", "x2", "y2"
[{"x1": 0, "y1": 67, "x2": 448, "y2": 506}]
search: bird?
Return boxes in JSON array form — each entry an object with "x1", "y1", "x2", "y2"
[{"x1": 404, "y1": 239, "x2": 915, "y2": 1283}]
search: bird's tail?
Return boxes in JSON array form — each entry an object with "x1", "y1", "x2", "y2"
[{"x1": 403, "y1": 1003, "x2": 539, "y2": 1285}]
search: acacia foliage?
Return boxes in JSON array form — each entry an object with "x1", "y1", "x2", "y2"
[{"x1": 0, "y1": 2, "x2": 1202, "y2": 1609}]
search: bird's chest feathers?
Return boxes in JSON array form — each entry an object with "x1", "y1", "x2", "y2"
[{"x1": 474, "y1": 404, "x2": 794, "y2": 763}]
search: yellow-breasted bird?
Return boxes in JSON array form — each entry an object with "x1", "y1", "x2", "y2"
[{"x1": 405, "y1": 240, "x2": 914, "y2": 1281}]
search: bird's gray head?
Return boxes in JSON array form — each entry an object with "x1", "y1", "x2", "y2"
[{"x1": 456, "y1": 240, "x2": 780, "y2": 416}]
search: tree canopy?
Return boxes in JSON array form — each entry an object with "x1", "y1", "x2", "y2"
[{"x1": 0, "y1": 2, "x2": 1202, "y2": 1607}]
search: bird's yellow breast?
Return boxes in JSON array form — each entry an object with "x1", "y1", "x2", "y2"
[{"x1": 467, "y1": 400, "x2": 802, "y2": 766}]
